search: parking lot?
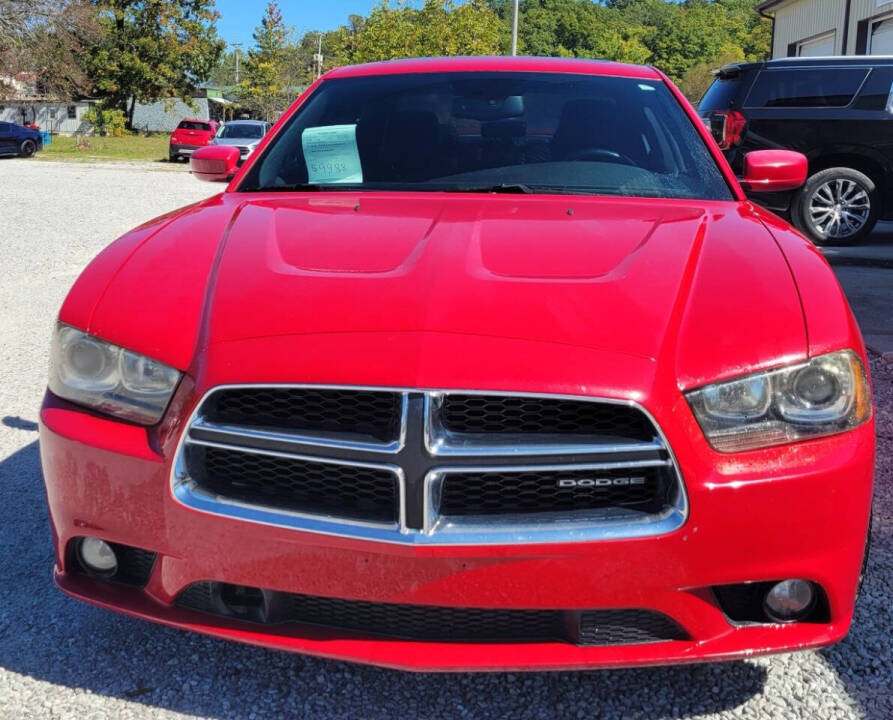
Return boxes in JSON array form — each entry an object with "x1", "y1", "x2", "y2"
[{"x1": 0, "y1": 159, "x2": 890, "y2": 719}]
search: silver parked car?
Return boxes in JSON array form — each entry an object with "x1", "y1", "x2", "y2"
[{"x1": 212, "y1": 120, "x2": 270, "y2": 163}]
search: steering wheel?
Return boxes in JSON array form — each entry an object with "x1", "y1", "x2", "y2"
[{"x1": 565, "y1": 148, "x2": 636, "y2": 165}]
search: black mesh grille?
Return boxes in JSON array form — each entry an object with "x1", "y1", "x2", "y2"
[
  {"x1": 439, "y1": 466, "x2": 667, "y2": 516},
  {"x1": 207, "y1": 388, "x2": 402, "y2": 442},
  {"x1": 578, "y1": 609, "x2": 688, "y2": 645},
  {"x1": 195, "y1": 446, "x2": 398, "y2": 523},
  {"x1": 176, "y1": 582, "x2": 689, "y2": 645},
  {"x1": 286, "y1": 594, "x2": 565, "y2": 641},
  {"x1": 439, "y1": 395, "x2": 655, "y2": 441},
  {"x1": 177, "y1": 581, "x2": 216, "y2": 612}
]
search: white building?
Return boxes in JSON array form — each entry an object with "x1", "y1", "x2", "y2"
[
  {"x1": 0, "y1": 100, "x2": 95, "y2": 134},
  {"x1": 759, "y1": 0, "x2": 893, "y2": 57}
]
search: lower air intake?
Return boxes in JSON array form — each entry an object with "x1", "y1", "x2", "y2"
[{"x1": 176, "y1": 582, "x2": 689, "y2": 646}]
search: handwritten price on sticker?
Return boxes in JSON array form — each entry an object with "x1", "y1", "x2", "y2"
[{"x1": 310, "y1": 161, "x2": 349, "y2": 177}]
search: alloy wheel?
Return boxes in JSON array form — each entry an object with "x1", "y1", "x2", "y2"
[{"x1": 808, "y1": 178, "x2": 870, "y2": 239}]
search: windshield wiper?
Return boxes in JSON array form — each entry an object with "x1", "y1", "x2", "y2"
[
  {"x1": 447, "y1": 183, "x2": 536, "y2": 194},
  {"x1": 245, "y1": 183, "x2": 365, "y2": 192},
  {"x1": 246, "y1": 182, "x2": 549, "y2": 194}
]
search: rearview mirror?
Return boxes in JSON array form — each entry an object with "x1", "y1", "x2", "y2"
[
  {"x1": 190, "y1": 145, "x2": 240, "y2": 183},
  {"x1": 739, "y1": 150, "x2": 807, "y2": 193}
]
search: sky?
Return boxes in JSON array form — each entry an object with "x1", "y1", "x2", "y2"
[{"x1": 215, "y1": 1, "x2": 382, "y2": 48}]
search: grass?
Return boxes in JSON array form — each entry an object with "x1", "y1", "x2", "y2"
[{"x1": 39, "y1": 134, "x2": 172, "y2": 163}]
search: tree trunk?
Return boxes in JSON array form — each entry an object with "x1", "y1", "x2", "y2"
[{"x1": 127, "y1": 96, "x2": 136, "y2": 131}]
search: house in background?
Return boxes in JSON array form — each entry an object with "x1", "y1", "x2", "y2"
[
  {"x1": 131, "y1": 88, "x2": 232, "y2": 132},
  {"x1": 0, "y1": 72, "x2": 96, "y2": 133},
  {"x1": 760, "y1": 0, "x2": 893, "y2": 57},
  {"x1": 0, "y1": 100, "x2": 96, "y2": 133}
]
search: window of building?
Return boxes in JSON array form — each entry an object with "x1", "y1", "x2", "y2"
[
  {"x1": 797, "y1": 32, "x2": 835, "y2": 57},
  {"x1": 67, "y1": 105, "x2": 77, "y2": 119},
  {"x1": 744, "y1": 68, "x2": 868, "y2": 108},
  {"x1": 870, "y1": 15, "x2": 893, "y2": 55}
]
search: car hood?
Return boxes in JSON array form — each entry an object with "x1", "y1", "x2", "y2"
[
  {"x1": 213, "y1": 137, "x2": 261, "y2": 147},
  {"x1": 70, "y1": 193, "x2": 807, "y2": 392}
]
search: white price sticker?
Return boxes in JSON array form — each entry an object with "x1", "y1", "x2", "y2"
[{"x1": 301, "y1": 124, "x2": 363, "y2": 184}]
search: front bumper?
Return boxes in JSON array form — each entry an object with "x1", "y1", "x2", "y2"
[{"x1": 40, "y1": 374, "x2": 874, "y2": 671}]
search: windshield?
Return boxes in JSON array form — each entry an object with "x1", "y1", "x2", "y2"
[
  {"x1": 219, "y1": 123, "x2": 265, "y2": 139},
  {"x1": 240, "y1": 71, "x2": 732, "y2": 200}
]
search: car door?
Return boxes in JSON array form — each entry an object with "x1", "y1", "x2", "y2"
[
  {"x1": 0, "y1": 122, "x2": 14, "y2": 154},
  {"x1": 850, "y1": 65, "x2": 893, "y2": 217},
  {"x1": 737, "y1": 66, "x2": 871, "y2": 159}
]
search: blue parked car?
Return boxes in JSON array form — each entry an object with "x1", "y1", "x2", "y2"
[{"x1": 0, "y1": 121, "x2": 43, "y2": 157}]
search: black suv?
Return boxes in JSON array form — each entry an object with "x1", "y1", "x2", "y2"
[{"x1": 699, "y1": 56, "x2": 893, "y2": 244}]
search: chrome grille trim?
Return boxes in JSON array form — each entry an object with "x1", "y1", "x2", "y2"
[
  {"x1": 171, "y1": 384, "x2": 688, "y2": 546},
  {"x1": 174, "y1": 438, "x2": 407, "y2": 532},
  {"x1": 190, "y1": 417, "x2": 406, "y2": 454}
]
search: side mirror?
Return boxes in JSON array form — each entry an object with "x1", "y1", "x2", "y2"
[
  {"x1": 190, "y1": 145, "x2": 240, "y2": 183},
  {"x1": 740, "y1": 150, "x2": 807, "y2": 193}
]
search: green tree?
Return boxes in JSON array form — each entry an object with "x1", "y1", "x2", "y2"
[
  {"x1": 84, "y1": 0, "x2": 224, "y2": 129},
  {"x1": 348, "y1": 0, "x2": 502, "y2": 63},
  {"x1": 208, "y1": 48, "x2": 239, "y2": 87},
  {"x1": 296, "y1": 0, "x2": 770, "y2": 91},
  {"x1": 518, "y1": 0, "x2": 650, "y2": 63},
  {"x1": 239, "y1": 2, "x2": 303, "y2": 119},
  {"x1": 0, "y1": 1, "x2": 99, "y2": 100}
]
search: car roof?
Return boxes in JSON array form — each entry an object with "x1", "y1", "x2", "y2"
[
  {"x1": 718, "y1": 56, "x2": 893, "y2": 77},
  {"x1": 325, "y1": 56, "x2": 662, "y2": 81},
  {"x1": 224, "y1": 119, "x2": 267, "y2": 125},
  {"x1": 179, "y1": 117, "x2": 214, "y2": 123}
]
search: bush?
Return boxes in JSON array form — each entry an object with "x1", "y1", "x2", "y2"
[
  {"x1": 82, "y1": 107, "x2": 128, "y2": 137},
  {"x1": 678, "y1": 52, "x2": 745, "y2": 104}
]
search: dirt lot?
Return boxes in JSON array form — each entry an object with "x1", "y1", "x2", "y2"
[{"x1": 0, "y1": 159, "x2": 889, "y2": 719}]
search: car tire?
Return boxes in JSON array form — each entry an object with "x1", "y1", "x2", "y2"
[
  {"x1": 19, "y1": 139, "x2": 37, "y2": 158},
  {"x1": 792, "y1": 167, "x2": 879, "y2": 245}
]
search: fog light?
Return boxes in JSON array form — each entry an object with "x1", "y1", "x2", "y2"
[
  {"x1": 764, "y1": 579, "x2": 815, "y2": 622},
  {"x1": 78, "y1": 537, "x2": 118, "y2": 575}
]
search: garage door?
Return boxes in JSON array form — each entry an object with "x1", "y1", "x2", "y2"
[
  {"x1": 870, "y1": 18, "x2": 893, "y2": 54},
  {"x1": 798, "y1": 33, "x2": 835, "y2": 57}
]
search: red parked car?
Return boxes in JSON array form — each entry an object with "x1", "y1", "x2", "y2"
[
  {"x1": 168, "y1": 118, "x2": 219, "y2": 162},
  {"x1": 41, "y1": 57, "x2": 874, "y2": 672}
]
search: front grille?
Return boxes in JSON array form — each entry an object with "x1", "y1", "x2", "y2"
[
  {"x1": 578, "y1": 609, "x2": 688, "y2": 645},
  {"x1": 439, "y1": 394, "x2": 655, "y2": 441},
  {"x1": 205, "y1": 388, "x2": 402, "y2": 443},
  {"x1": 439, "y1": 466, "x2": 668, "y2": 517},
  {"x1": 286, "y1": 593, "x2": 564, "y2": 641},
  {"x1": 193, "y1": 445, "x2": 398, "y2": 523},
  {"x1": 175, "y1": 387, "x2": 684, "y2": 543},
  {"x1": 176, "y1": 581, "x2": 689, "y2": 646}
]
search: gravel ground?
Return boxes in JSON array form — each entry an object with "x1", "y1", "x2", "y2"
[{"x1": 0, "y1": 158, "x2": 890, "y2": 719}]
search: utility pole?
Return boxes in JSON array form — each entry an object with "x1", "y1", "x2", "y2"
[
  {"x1": 314, "y1": 33, "x2": 324, "y2": 80},
  {"x1": 233, "y1": 42, "x2": 242, "y2": 84},
  {"x1": 510, "y1": 0, "x2": 519, "y2": 56}
]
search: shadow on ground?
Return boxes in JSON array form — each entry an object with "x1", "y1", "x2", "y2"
[
  {"x1": 0, "y1": 437, "x2": 771, "y2": 719},
  {"x1": 819, "y1": 356, "x2": 893, "y2": 720}
]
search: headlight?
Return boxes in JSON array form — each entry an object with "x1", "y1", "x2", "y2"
[
  {"x1": 686, "y1": 350, "x2": 871, "y2": 452},
  {"x1": 49, "y1": 324, "x2": 181, "y2": 424}
]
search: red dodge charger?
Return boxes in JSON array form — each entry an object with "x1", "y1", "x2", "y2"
[{"x1": 40, "y1": 57, "x2": 874, "y2": 671}]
